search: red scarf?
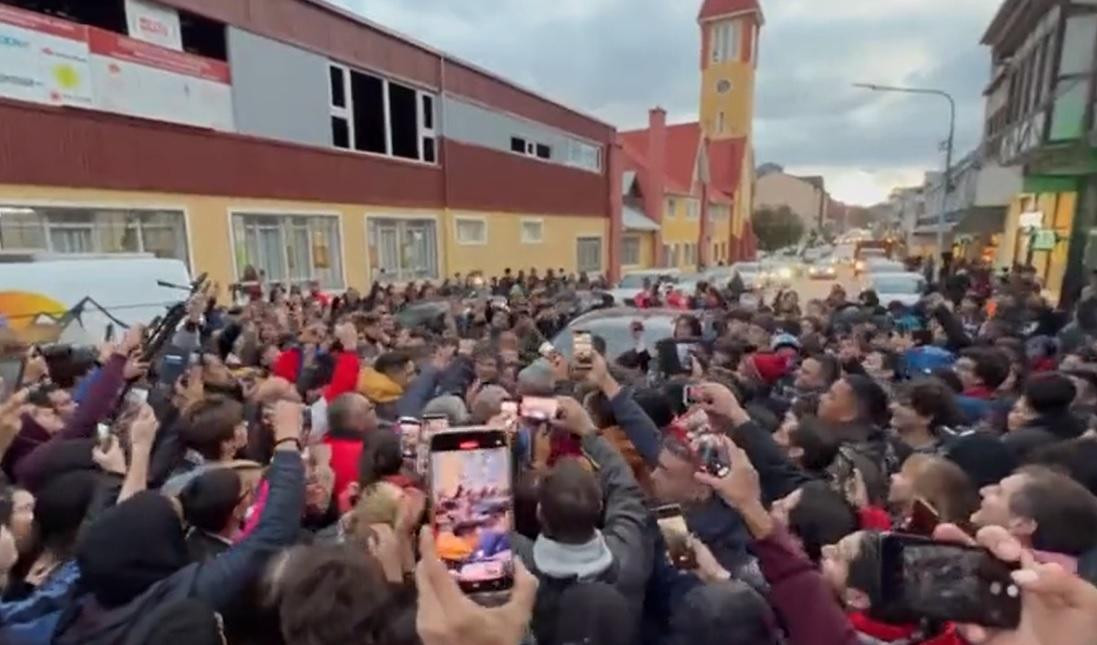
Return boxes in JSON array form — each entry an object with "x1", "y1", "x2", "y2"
[{"x1": 848, "y1": 612, "x2": 963, "y2": 645}]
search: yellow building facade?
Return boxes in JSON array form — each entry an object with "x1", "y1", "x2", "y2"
[{"x1": 0, "y1": 184, "x2": 609, "y2": 296}]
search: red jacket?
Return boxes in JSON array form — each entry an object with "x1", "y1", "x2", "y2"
[
  {"x1": 324, "y1": 436, "x2": 363, "y2": 502},
  {"x1": 324, "y1": 351, "x2": 360, "y2": 401},
  {"x1": 849, "y1": 612, "x2": 963, "y2": 645}
]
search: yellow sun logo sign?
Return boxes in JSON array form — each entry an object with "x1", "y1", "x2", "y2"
[{"x1": 52, "y1": 64, "x2": 81, "y2": 90}]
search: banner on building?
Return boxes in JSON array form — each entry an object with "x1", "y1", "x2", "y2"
[
  {"x1": 1032, "y1": 229, "x2": 1057, "y2": 251},
  {"x1": 0, "y1": 4, "x2": 92, "y2": 107},
  {"x1": 89, "y1": 28, "x2": 234, "y2": 131},
  {"x1": 124, "y1": 0, "x2": 182, "y2": 51}
]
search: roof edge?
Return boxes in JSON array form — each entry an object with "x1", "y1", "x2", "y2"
[{"x1": 698, "y1": 8, "x2": 765, "y2": 26}]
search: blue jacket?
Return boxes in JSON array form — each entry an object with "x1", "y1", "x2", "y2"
[{"x1": 0, "y1": 561, "x2": 81, "y2": 645}]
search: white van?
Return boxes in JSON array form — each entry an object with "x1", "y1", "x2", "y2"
[{"x1": 0, "y1": 253, "x2": 192, "y2": 345}]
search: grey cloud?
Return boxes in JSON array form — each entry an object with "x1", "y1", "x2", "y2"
[{"x1": 335, "y1": 0, "x2": 1000, "y2": 200}]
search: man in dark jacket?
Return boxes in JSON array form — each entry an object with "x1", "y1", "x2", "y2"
[
  {"x1": 818, "y1": 375, "x2": 901, "y2": 504},
  {"x1": 1002, "y1": 373, "x2": 1087, "y2": 461},
  {"x1": 511, "y1": 395, "x2": 653, "y2": 645}
]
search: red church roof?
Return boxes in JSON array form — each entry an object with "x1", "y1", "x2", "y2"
[
  {"x1": 621, "y1": 122, "x2": 746, "y2": 202},
  {"x1": 698, "y1": 0, "x2": 763, "y2": 22}
]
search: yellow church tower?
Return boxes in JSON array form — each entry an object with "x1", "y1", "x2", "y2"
[
  {"x1": 697, "y1": 0, "x2": 762, "y2": 259},
  {"x1": 698, "y1": 0, "x2": 761, "y2": 140}
]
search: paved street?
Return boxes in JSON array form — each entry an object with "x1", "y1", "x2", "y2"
[{"x1": 761, "y1": 264, "x2": 863, "y2": 304}]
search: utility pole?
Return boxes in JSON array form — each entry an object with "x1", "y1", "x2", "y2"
[{"x1": 853, "y1": 83, "x2": 956, "y2": 278}]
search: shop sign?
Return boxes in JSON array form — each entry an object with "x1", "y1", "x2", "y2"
[
  {"x1": 124, "y1": 0, "x2": 182, "y2": 51},
  {"x1": 89, "y1": 27, "x2": 234, "y2": 131},
  {"x1": 1019, "y1": 211, "x2": 1043, "y2": 229},
  {"x1": 1032, "y1": 229, "x2": 1057, "y2": 251},
  {"x1": 0, "y1": 4, "x2": 92, "y2": 107}
]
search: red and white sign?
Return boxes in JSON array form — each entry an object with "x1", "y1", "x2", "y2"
[
  {"x1": 89, "y1": 28, "x2": 234, "y2": 131},
  {"x1": 124, "y1": 0, "x2": 182, "y2": 51},
  {"x1": 0, "y1": 4, "x2": 92, "y2": 107}
]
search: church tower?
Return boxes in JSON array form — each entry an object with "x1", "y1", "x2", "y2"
[{"x1": 698, "y1": 0, "x2": 762, "y2": 141}]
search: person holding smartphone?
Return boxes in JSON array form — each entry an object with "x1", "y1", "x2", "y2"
[{"x1": 507, "y1": 396, "x2": 653, "y2": 645}]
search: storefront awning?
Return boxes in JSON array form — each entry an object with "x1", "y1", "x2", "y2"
[
  {"x1": 623, "y1": 205, "x2": 660, "y2": 232},
  {"x1": 913, "y1": 206, "x2": 1006, "y2": 235}
]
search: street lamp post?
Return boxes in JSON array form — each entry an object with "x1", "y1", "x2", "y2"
[{"x1": 853, "y1": 83, "x2": 956, "y2": 278}]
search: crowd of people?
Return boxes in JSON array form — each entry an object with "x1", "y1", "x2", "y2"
[{"x1": 2, "y1": 261, "x2": 1097, "y2": 645}]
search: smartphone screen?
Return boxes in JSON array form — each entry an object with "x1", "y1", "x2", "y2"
[
  {"x1": 653, "y1": 504, "x2": 696, "y2": 570},
  {"x1": 430, "y1": 429, "x2": 514, "y2": 593},
  {"x1": 398, "y1": 417, "x2": 422, "y2": 460},
  {"x1": 675, "y1": 343, "x2": 695, "y2": 372},
  {"x1": 906, "y1": 498, "x2": 941, "y2": 537},
  {"x1": 520, "y1": 396, "x2": 558, "y2": 422},
  {"x1": 573, "y1": 330, "x2": 593, "y2": 369},
  {"x1": 879, "y1": 533, "x2": 1021, "y2": 628}
]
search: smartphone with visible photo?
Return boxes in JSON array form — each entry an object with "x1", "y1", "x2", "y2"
[
  {"x1": 398, "y1": 417, "x2": 422, "y2": 460},
  {"x1": 519, "y1": 396, "x2": 558, "y2": 422},
  {"x1": 694, "y1": 435, "x2": 730, "y2": 478},
  {"x1": 429, "y1": 428, "x2": 514, "y2": 593},
  {"x1": 96, "y1": 422, "x2": 112, "y2": 452},
  {"x1": 878, "y1": 533, "x2": 1021, "y2": 629},
  {"x1": 572, "y1": 330, "x2": 593, "y2": 370},
  {"x1": 654, "y1": 504, "x2": 696, "y2": 570},
  {"x1": 906, "y1": 497, "x2": 941, "y2": 537},
  {"x1": 682, "y1": 384, "x2": 702, "y2": 407}
]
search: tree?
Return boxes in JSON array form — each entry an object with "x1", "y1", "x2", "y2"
[{"x1": 752, "y1": 205, "x2": 805, "y2": 251}]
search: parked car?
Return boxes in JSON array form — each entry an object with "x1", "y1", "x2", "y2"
[
  {"x1": 869, "y1": 272, "x2": 926, "y2": 307},
  {"x1": 859, "y1": 258, "x2": 906, "y2": 278},
  {"x1": 604, "y1": 269, "x2": 679, "y2": 305},
  {"x1": 551, "y1": 307, "x2": 716, "y2": 361}
]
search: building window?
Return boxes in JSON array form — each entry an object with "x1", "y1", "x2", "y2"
[
  {"x1": 455, "y1": 218, "x2": 487, "y2": 245},
  {"x1": 566, "y1": 140, "x2": 601, "y2": 172},
  {"x1": 666, "y1": 198, "x2": 677, "y2": 217},
  {"x1": 328, "y1": 62, "x2": 437, "y2": 163},
  {"x1": 686, "y1": 199, "x2": 700, "y2": 219},
  {"x1": 576, "y1": 236, "x2": 602, "y2": 273},
  {"x1": 232, "y1": 213, "x2": 343, "y2": 289},
  {"x1": 716, "y1": 111, "x2": 726, "y2": 133},
  {"x1": 368, "y1": 217, "x2": 438, "y2": 282},
  {"x1": 420, "y1": 94, "x2": 437, "y2": 163},
  {"x1": 0, "y1": 205, "x2": 189, "y2": 265},
  {"x1": 511, "y1": 136, "x2": 554, "y2": 161},
  {"x1": 520, "y1": 219, "x2": 544, "y2": 244},
  {"x1": 711, "y1": 20, "x2": 740, "y2": 64},
  {"x1": 622, "y1": 234, "x2": 641, "y2": 265}
]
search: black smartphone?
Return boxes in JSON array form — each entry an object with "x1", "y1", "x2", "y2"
[
  {"x1": 695, "y1": 435, "x2": 730, "y2": 478},
  {"x1": 573, "y1": 330, "x2": 593, "y2": 370},
  {"x1": 430, "y1": 428, "x2": 514, "y2": 593},
  {"x1": 158, "y1": 350, "x2": 188, "y2": 388},
  {"x1": 682, "y1": 384, "x2": 703, "y2": 407},
  {"x1": 398, "y1": 417, "x2": 423, "y2": 460},
  {"x1": 654, "y1": 504, "x2": 696, "y2": 570},
  {"x1": 519, "y1": 396, "x2": 558, "y2": 422},
  {"x1": 879, "y1": 533, "x2": 1021, "y2": 629}
]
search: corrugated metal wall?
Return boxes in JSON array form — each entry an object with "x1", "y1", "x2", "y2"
[{"x1": 228, "y1": 27, "x2": 331, "y2": 148}]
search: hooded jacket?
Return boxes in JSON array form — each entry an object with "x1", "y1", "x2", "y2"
[{"x1": 52, "y1": 450, "x2": 304, "y2": 645}]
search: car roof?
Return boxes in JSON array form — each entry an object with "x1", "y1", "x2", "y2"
[
  {"x1": 567, "y1": 307, "x2": 699, "y2": 324},
  {"x1": 871, "y1": 272, "x2": 924, "y2": 285}
]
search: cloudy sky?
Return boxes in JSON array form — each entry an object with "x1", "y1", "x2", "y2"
[{"x1": 332, "y1": 0, "x2": 1003, "y2": 205}]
